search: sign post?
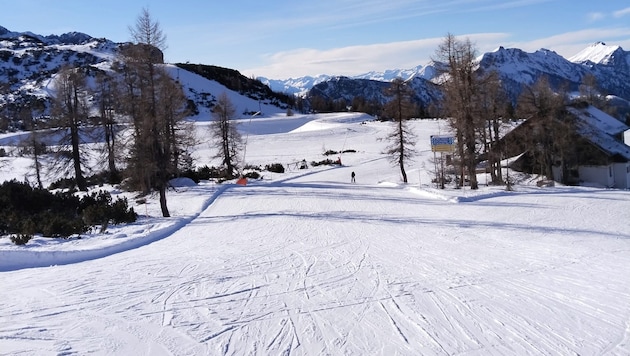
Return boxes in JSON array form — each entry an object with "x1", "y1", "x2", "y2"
[
  {"x1": 430, "y1": 136, "x2": 455, "y2": 189},
  {"x1": 430, "y1": 136, "x2": 455, "y2": 152}
]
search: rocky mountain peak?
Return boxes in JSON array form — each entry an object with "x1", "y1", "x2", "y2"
[{"x1": 569, "y1": 42, "x2": 624, "y2": 65}]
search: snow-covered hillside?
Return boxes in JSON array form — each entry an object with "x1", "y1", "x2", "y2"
[
  {"x1": 0, "y1": 29, "x2": 116, "y2": 103},
  {"x1": 164, "y1": 64, "x2": 285, "y2": 120},
  {"x1": 1, "y1": 113, "x2": 629, "y2": 355},
  {"x1": 0, "y1": 26, "x2": 291, "y2": 128}
]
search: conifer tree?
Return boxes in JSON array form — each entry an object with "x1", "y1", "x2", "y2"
[
  {"x1": 94, "y1": 71, "x2": 120, "y2": 182},
  {"x1": 210, "y1": 92, "x2": 242, "y2": 179},
  {"x1": 434, "y1": 33, "x2": 504, "y2": 189},
  {"x1": 476, "y1": 71, "x2": 507, "y2": 184},
  {"x1": 516, "y1": 76, "x2": 572, "y2": 182},
  {"x1": 50, "y1": 66, "x2": 89, "y2": 191},
  {"x1": 117, "y1": 8, "x2": 189, "y2": 217},
  {"x1": 19, "y1": 106, "x2": 45, "y2": 189},
  {"x1": 382, "y1": 78, "x2": 417, "y2": 183}
]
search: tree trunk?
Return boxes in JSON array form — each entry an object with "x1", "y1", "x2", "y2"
[
  {"x1": 465, "y1": 116, "x2": 479, "y2": 190},
  {"x1": 104, "y1": 121, "x2": 117, "y2": 177},
  {"x1": 159, "y1": 184, "x2": 170, "y2": 217},
  {"x1": 34, "y1": 145, "x2": 43, "y2": 190},
  {"x1": 71, "y1": 122, "x2": 87, "y2": 191},
  {"x1": 456, "y1": 131, "x2": 465, "y2": 187},
  {"x1": 491, "y1": 117, "x2": 503, "y2": 183},
  {"x1": 400, "y1": 161, "x2": 408, "y2": 183}
]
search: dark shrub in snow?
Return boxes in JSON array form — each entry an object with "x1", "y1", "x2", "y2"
[
  {"x1": 265, "y1": 163, "x2": 285, "y2": 173},
  {"x1": 0, "y1": 180, "x2": 137, "y2": 243}
]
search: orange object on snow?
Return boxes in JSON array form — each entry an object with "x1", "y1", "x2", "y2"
[{"x1": 236, "y1": 177, "x2": 247, "y2": 186}]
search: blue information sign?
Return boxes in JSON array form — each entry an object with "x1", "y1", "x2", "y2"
[{"x1": 430, "y1": 135, "x2": 455, "y2": 152}]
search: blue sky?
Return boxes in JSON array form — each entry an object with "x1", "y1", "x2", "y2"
[{"x1": 2, "y1": 0, "x2": 630, "y2": 79}]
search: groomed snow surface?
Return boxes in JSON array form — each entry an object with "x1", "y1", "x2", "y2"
[{"x1": 1, "y1": 113, "x2": 630, "y2": 355}]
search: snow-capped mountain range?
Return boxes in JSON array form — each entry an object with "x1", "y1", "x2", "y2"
[
  {"x1": 262, "y1": 42, "x2": 630, "y2": 106},
  {"x1": 477, "y1": 42, "x2": 630, "y2": 102},
  {"x1": 258, "y1": 65, "x2": 429, "y2": 96},
  {"x1": 1, "y1": 24, "x2": 630, "y2": 125}
]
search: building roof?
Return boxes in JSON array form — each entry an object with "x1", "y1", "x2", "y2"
[
  {"x1": 567, "y1": 105, "x2": 628, "y2": 135},
  {"x1": 568, "y1": 105, "x2": 630, "y2": 161}
]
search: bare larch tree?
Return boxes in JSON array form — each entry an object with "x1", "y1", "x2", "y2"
[
  {"x1": 210, "y1": 92, "x2": 243, "y2": 179},
  {"x1": 94, "y1": 71, "x2": 120, "y2": 182},
  {"x1": 476, "y1": 70, "x2": 508, "y2": 184},
  {"x1": 434, "y1": 33, "x2": 483, "y2": 189},
  {"x1": 117, "y1": 8, "x2": 189, "y2": 217},
  {"x1": 516, "y1": 76, "x2": 572, "y2": 181},
  {"x1": 382, "y1": 78, "x2": 418, "y2": 183},
  {"x1": 51, "y1": 66, "x2": 89, "y2": 191}
]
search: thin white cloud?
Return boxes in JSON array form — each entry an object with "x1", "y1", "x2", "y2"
[
  {"x1": 212, "y1": 0, "x2": 548, "y2": 42},
  {"x1": 587, "y1": 12, "x2": 605, "y2": 22},
  {"x1": 506, "y1": 28, "x2": 630, "y2": 58},
  {"x1": 613, "y1": 7, "x2": 630, "y2": 18},
  {"x1": 467, "y1": 0, "x2": 552, "y2": 12},
  {"x1": 243, "y1": 27, "x2": 630, "y2": 79},
  {"x1": 173, "y1": 3, "x2": 630, "y2": 79},
  {"x1": 243, "y1": 33, "x2": 509, "y2": 79}
]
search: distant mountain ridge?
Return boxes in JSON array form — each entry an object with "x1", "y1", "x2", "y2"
[
  {"x1": 258, "y1": 65, "x2": 427, "y2": 95},
  {"x1": 261, "y1": 42, "x2": 630, "y2": 106},
  {"x1": 0, "y1": 25, "x2": 95, "y2": 46},
  {"x1": 477, "y1": 43, "x2": 630, "y2": 102},
  {"x1": 1, "y1": 24, "x2": 630, "y2": 126},
  {"x1": 0, "y1": 25, "x2": 292, "y2": 131},
  {"x1": 258, "y1": 42, "x2": 630, "y2": 122}
]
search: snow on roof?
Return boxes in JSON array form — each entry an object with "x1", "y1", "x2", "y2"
[
  {"x1": 567, "y1": 105, "x2": 629, "y2": 136},
  {"x1": 568, "y1": 105, "x2": 630, "y2": 160},
  {"x1": 580, "y1": 125, "x2": 630, "y2": 160}
]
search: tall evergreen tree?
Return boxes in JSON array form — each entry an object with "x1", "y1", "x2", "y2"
[{"x1": 19, "y1": 106, "x2": 45, "y2": 189}]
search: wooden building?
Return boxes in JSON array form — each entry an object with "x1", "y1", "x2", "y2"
[{"x1": 497, "y1": 104, "x2": 630, "y2": 188}]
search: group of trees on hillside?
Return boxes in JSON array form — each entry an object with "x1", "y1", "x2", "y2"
[
  {"x1": 379, "y1": 34, "x2": 503, "y2": 188},
  {"x1": 14, "y1": 7, "x2": 263, "y2": 220},
  {"x1": 1, "y1": 8, "x2": 268, "y2": 222},
  {"x1": 4, "y1": 9, "x2": 195, "y2": 218},
  {"x1": 380, "y1": 33, "x2": 607, "y2": 189},
  {"x1": 3, "y1": 18, "x2": 614, "y2": 223}
]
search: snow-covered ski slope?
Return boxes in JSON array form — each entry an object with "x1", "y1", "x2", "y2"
[{"x1": 1, "y1": 113, "x2": 630, "y2": 355}]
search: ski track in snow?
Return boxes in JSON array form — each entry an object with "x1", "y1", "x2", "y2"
[
  {"x1": 1, "y1": 116, "x2": 630, "y2": 355},
  {"x1": 2, "y1": 175, "x2": 630, "y2": 355}
]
